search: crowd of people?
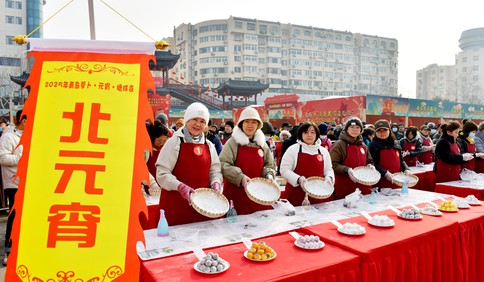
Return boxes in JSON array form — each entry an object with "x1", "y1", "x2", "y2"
[{"x1": 141, "y1": 102, "x2": 484, "y2": 228}]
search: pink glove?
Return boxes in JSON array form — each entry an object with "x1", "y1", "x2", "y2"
[
  {"x1": 211, "y1": 182, "x2": 223, "y2": 193},
  {"x1": 177, "y1": 183, "x2": 194, "y2": 202}
]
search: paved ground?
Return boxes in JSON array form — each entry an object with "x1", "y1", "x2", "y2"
[{"x1": 0, "y1": 210, "x2": 7, "y2": 281}]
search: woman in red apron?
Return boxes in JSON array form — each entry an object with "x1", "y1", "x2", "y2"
[
  {"x1": 144, "y1": 120, "x2": 170, "y2": 193},
  {"x1": 330, "y1": 117, "x2": 375, "y2": 199},
  {"x1": 457, "y1": 121, "x2": 478, "y2": 171},
  {"x1": 418, "y1": 125, "x2": 435, "y2": 164},
  {"x1": 279, "y1": 122, "x2": 335, "y2": 206},
  {"x1": 156, "y1": 102, "x2": 223, "y2": 226},
  {"x1": 399, "y1": 126, "x2": 422, "y2": 167},
  {"x1": 434, "y1": 121, "x2": 474, "y2": 182},
  {"x1": 369, "y1": 119, "x2": 411, "y2": 189},
  {"x1": 219, "y1": 107, "x2": 276, "y2": 215}
]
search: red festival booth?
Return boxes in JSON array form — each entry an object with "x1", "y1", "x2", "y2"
[
  {"x1": 295, "y1": 95, "x2": 366, "y2": 125},
  {"x1": 264, "y1": 93, "x2": 299, "y2": 127}
]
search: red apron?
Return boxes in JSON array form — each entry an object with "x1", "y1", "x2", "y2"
[
  {"x1": 223, "y1": 145, "x2": 267, "y2": 215},
  {"x1": 376, "y1": 148, "x2": 401, "y2": 188},
  {"x1": 475, "y1": 158, "x2": 484, "y2": 173},
  {"x1": 275, "y1": 141, "x2": 282, "y2": 168},
  {"x1": 435, "y1": 143, "x2": 461, "y2": 183},
  {"x1": 334, "y1": 145, "x2": 372, "y2": 199},
  {"x1": 462, "y1": 143, "x2": 476, "y2": 171},
  {"x1": 402, "y1": 141, "x2": 418, "y2": 167},
  {"x1": 159, "y1": 140, "x2": 212, "y2": 226},
  {"x1": 418, "y1": 137, "x2": 434, "y2": 164},
  {"x1": 285, "y1": 146, "x2": 331, "y2": 206}
]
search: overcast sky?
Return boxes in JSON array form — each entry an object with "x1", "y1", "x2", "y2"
[{"x1": 42, "y1": 0, "x2": 484, "y2": 98}]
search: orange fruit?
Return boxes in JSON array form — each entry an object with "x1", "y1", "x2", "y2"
[
  {"x1": 257, "y1": 249, "x2": 264, "y2": 255},
  {"x1": 249, "y1": 248, "x2": 256, "y2": 254},
  {"x1": 247, "y1": 252, "x2": 254, "y2": 259},
  {"x1": 253, "y1": 253, "x2": 261, "y2": 260}
]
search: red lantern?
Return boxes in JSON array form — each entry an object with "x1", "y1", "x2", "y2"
[
  {"x1": 214, "y1": 90, "x2": 218, "y2": 93},
  {"x1": 208, "y1": 87, "x2": 212, "y2": 92},
  {"x1": 198, "y1": 85, "x2": 202, "y2": 89},
  {"x1": 399, "y1": 117, "x2": 405, "y2": 122},
  {"x1": 180, "y1": 76, "x2": 185, "y2": 80},
  {"x1": 172, "y1": 71, "x2": 177, "y2": 75},
  {"x1": 189, "y1": 81, "x2": 193, "y2": 85}
]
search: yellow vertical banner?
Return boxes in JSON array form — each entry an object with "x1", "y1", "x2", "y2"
[{"x1": 6, "y1": 39, "x2": 154, "y2": 281}]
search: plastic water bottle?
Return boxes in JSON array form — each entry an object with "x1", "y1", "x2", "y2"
[
  {"x1": 401, "y1": 180, "x2": 409, "y2": 196},
  {"x1": 369, "y1": 188, "x2": 377, "y2": 204},
  {"x1": 157, "y1": 209, "x2": 169, "y2": 237}
]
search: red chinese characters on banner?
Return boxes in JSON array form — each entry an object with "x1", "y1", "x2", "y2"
[
  {"x1": 55, "y1": 103, "x2": 110, "y2": 195},
  {"x1": 47, "y1": 202, "x2": 100, "y2": 248}
]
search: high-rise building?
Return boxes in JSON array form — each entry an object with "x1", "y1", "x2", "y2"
[
  {"x1": 171, "y1": 16, "x2": 398, "y2": 100},
  {"x1": 416, "y1": 64, "x2": 456, "y2": 101},
  {"x1": 0, "y1": 0, "x2": 44, "y2": 113},
  {"x1": 416, "y1": 27, "x2": 484, "y2": 104}
]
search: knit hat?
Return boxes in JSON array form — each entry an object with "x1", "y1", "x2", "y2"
[
  {"x1": 261, "y1": 121, "x2": 274, "y2": 135},
  {"x1": 175, "y1": 118, "x2": 184, "y2": 126},
  {"x1": 155, "y1": 113, "x2": 168, "y2": 126},
  {"x1": 344, "y1": 117, "x2": 363, "y2": 132},
  {"x1": 237, "y1": 107, "x2": 262, "y2": 129},
  {"x1": 374, "y1": 119, "x2": 391, "y2": 131},
  {"x1": 318, "y1": 123, "x2": 328, "y2": 135},
  {"x1": 184, "y1": 102, "x2": 209, "y2": 123},
  {"x1": 225, "y1": 120, "x2": 235, "y2": 129}
]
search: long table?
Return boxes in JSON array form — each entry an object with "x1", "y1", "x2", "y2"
[
  {"x1": 435, "y1": 180, "x2": 484, "y2": 200},
  {"x1": 139, "y1": 190, "x2": 484, "y2": 281},
  {"x1": 141, "y1": 232, "x2": 361, "y2": 282}
]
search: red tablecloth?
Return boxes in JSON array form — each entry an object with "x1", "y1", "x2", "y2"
[
  {"x1": 420, "y1": 200, "x2": 484, "y2": 282},
  {"x1": 300, "y1": 209, "x2": 463, "y2": 282},
  {"x1": 435, "y1": 183, "x2": 484, "y2": 200},
  {"x1": 141, "y1": 232, "x2": 361, "y2": 282},
  {"x1": 412, "y1": 170, "x2": 436, "y2": 192}
]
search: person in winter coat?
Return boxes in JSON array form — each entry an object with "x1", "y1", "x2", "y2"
[
  {"x1": 474, "y1": 122, "x2": 484, "y2": 173},
  {"x1": 434, "y1": 121, "x2": 475, "y2": 183},
  {"x1": 221, "y1": 120, "x2": 234, "y2": 145},
  {"x1": 156, "y1": 102, "x2": 223, "y2": 226},
  {"x1": 417, "y1": 125, "x2": 435, "y2": 164},
  {"x1": 369, "y1": 119, "x2": 411, "y2": 189},
  {"x1": 219, "y1": 107, "x2": 276, "y2": 215},
  {"x1": 280, "y1": 122, "x2": 335, "y2": 206},
  {"x1": 362, "y1": 128, "x2": 375, "y2": 146},
  {"x1": 330, "y1": 117, "x2": 375, "y2": 199},
  {"x1": 399, "y1": 126, "x2": 422, "y2": 167},
  {"x1": 318, "y1": 123, "x2": 333, "y2": 151},
  {"x1": 0, "y1": 110, "x2": 26, "y2": 266},
  {"x1": 144, "y1": 120, "x2": 170, "y2": 194},
  {"x1": 205, "y1": 119, "x2": 223, "y2": 155},
  {"x1": 456, "y1": 121, "x2": 483, "y2": 172}
]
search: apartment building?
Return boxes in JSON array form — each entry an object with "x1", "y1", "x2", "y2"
[
  {"x1": 0, "y1": 0, "x2": 43, "y2": 113},
  {"x1": 172, "y1": 16, "x2": 398, "y2": 99},
  {"x1": 417, "y1": 27, "x2": 484, "y2": 104}
]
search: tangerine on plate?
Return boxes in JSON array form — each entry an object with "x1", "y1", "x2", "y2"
[{"x1": 247, "y1": 252, "x2": 254, "y2": 259}]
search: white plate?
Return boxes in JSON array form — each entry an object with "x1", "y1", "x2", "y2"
[
  {"x1": 337, "y1": 227, "x2": 366, "y2": 236},
  {"x1": 243, "y1": 250, "x2": 277, "y2": 262},
  {"x1": 368, "y1": 219, "x2": 395, "y2": 228},
  {"x1": 193, "y1": 260, "x2": 230, "y2": 275},
  {"x1": 438, "y1": 208, "x2": 458, "y2": 213},
  {"x1": 398, "y1": 214, "x2": 423, "y2": 220},
  {"x1": 420, "y1": 210, "x2": 443, "y2": 217},
  {"x1": 294, "y1": 240, "x2": 325, "y2": 250},
  {"x1": 468, "y1": 201, "x2": 482, "y2": 206}
]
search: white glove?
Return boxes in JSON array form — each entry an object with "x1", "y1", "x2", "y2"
[
  {"x1": 402, "y1": 151, "x2": 410, "y2": 157},
  {"x1": 241, "y1": 175, "x2": 251, "y2": 189},
  {"x1": 404, "y1": 170, "x2": 412, "y2": 176},
  {"x1": 325, "y1": 176, "x2": 334, "y2": 187},
  {"x1": 367, "y1": 164, "x2": 376, "y2": 170},
  {"x1": 347, "y1": 168, "x2": 357, "y2": 183},
  {"x1": 384, "y1": 171, "x2": 393, "y2": 182},
  {"x1": 476, "y1": 153, "x2": 484, "y2": 159},
  {"x1": 421, "y1": 146, "x2": 432, "y2": 152},
  {"x1": 298, "y1": 176, "x2": 307, "y2": 190},
  {"x1": 463, "y1": 153, "x2": 474, "y2": 161}
]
